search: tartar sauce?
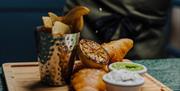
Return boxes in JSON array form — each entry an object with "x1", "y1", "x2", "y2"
[{"x1": 103, "y1": 70, "x2": 144, "y2": 86}]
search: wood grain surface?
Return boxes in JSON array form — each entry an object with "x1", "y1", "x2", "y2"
[{"x1": 2, "y1": 61, "x2": 172, "y2": 91}]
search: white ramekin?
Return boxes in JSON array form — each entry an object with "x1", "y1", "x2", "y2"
[{"x1": 103, "y1": 70, "x2": 144, "y2": 91}]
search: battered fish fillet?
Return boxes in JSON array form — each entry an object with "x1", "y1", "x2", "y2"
[
  {"x1": 102, "y1": 38, "x2": 133, "y2": 62},
  {"x1": 71, "y1": 69, "x2": 106, "y2": 91}
]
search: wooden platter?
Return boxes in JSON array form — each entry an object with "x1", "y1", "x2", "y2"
[{"x1": 2, "y1": 61, "x2": 172, "y2": 91}]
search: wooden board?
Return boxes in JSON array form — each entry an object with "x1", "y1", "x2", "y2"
[{"x1": 2, "y1": 62, "x2": 172, "y2": 91}]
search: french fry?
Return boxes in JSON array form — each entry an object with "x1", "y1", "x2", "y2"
[
  {"x1": 42, "y1": 16, "x2": 53, "y2": 28},
  {"x1": 74, "y1": 16, "x2": 84, "y2": 33},
  {"x1": 52, "y1": 21, "x2": 70, "y2": 36},
  {"x1": 48, "y1": 12, "x2": 62, "y2": 24},
  {"x1": 62, "y1": 6, "x2": 90, "y2": 33}
]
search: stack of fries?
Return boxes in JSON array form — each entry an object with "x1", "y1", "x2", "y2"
[{"x1": 42, "y1": 6, "x2": 90, "y2": 36}]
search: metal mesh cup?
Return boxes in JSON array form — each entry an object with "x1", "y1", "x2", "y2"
[{"x1": 36, "y1": 26, "x2": 79, "y2": 86}]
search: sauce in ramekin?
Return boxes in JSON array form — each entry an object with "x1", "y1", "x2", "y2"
[{"x1": 103, "y1": 70, "x2": 144, "y2": 86}]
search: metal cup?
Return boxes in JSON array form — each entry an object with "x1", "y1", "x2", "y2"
[{"x1": 36, "y1": 26, "x2": 79, "y2": 86}]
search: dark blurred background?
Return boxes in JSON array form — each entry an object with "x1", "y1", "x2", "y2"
[
  {"x1": 0, "y1": 0, "x2": 65, "y2": 63},
  {"x1": 0, "y1": 0, "x2": 179, "y2": 64}
]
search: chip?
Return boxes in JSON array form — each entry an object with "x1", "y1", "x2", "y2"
[
  {"x1": 52, "y1": 21, "x2": 70, "y2": 36},
  {"x1": 42, "y1": 16, "x2": 53, "y2": 28}
]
